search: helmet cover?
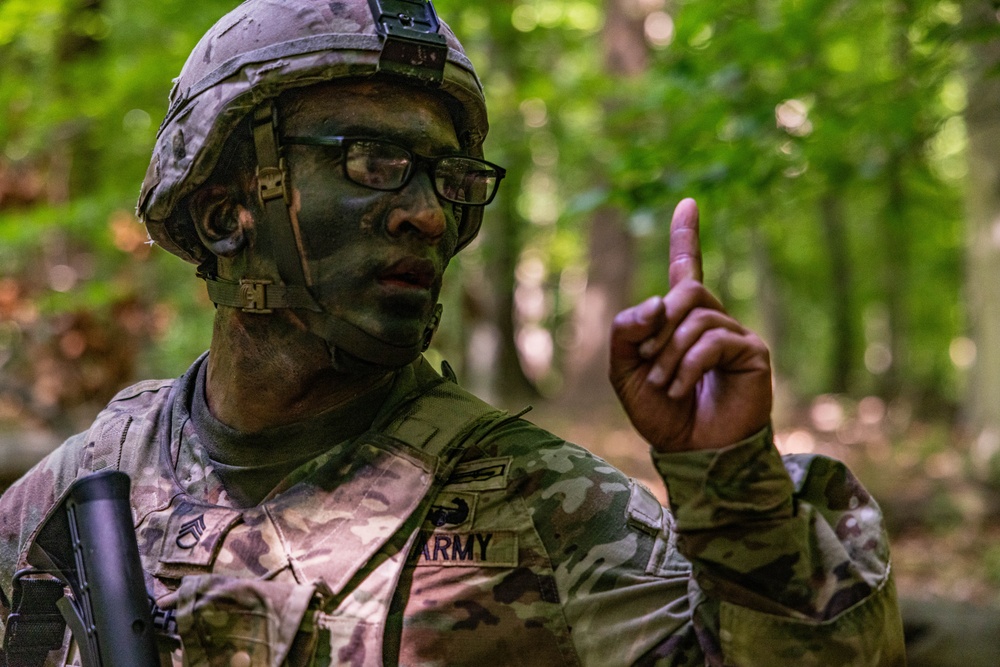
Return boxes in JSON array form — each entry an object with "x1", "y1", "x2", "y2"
[{"x1": 137, "y1": 0, "x2": 489, "y2": 265}]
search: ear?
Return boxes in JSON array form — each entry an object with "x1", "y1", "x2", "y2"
[{"x1": 188, "y1": 184, "x2": 252, "y2": 258}]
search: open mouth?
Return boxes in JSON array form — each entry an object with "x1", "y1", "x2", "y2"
[{"x1": 379, "y1": 257, "x2": 436, "y2": 290}]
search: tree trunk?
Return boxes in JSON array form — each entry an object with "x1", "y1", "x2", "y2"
[
  {"x1": 962, "y1": 3, "x2": 1000, "y2": 476},
  {"x1": 557, "y1": 0, "x2": 647, "y2": 416},
  {"x1": 878, "y1": 149, "x2": 910, "y2": 400},
  {"x1": 456, "y1": 8, "x2": 540, "y2": 410},
  {"x1": 463, "y1": 170, "x2": 538, "y2": 411},
  {"x1": 749, "y1": 226, "x2": 787, "y2": 365},
  {"x1": 494, "y1": 182, "x2": 538, "y2": 407},
  {"x1": 819, "y1": 190, "x2": 854, "y2": 393},
  {"x1": 560, "y1": 207, "x2": 635, "y2": 411}
]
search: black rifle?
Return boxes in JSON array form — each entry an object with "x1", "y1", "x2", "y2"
[{"x1": 8, "y1": 470, "x2": 159, "y2": 666}]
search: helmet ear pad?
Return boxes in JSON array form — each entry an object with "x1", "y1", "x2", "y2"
[{"x1": 188, "y1": 184, "x2": 252, "y2": 259}]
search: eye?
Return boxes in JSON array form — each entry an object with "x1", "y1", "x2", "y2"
[{"x1": 340, "y1": 141, "x2": 406, "y2": 189}]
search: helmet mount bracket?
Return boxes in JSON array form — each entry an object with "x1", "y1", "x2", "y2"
[{"x1": 368, "y1": 0, "x2": 447, "y2": 84}]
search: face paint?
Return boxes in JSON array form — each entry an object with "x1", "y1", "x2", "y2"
[{"x1": 278, "y1": 80, "x2": 461, "y2": 354}]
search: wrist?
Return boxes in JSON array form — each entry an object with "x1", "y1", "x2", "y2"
[{"x1": 651, "y1": 425, "x2": 794, "y2": 531}]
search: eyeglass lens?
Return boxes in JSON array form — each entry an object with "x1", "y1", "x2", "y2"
[{"x1": 344, "y1": 140, "x2": 499, "y2": 205}]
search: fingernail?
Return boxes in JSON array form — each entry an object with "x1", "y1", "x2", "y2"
[{"x1": 647, "y1": 365, "x2": 665, "y2": 386}]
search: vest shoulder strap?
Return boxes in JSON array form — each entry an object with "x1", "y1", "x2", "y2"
[
  {"x1": 377, "y1": 368, "x2": 511, "y2": 481},
  {"x1": 82, "y1": 379, "x2": 174, "y2": 475}
]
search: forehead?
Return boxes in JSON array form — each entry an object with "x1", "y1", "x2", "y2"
[{"x1": 279, "y1": 79, "x2": 459, "y2": 149}]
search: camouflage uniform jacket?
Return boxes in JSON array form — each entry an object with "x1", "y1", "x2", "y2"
[{"x1": 0, "y1": 355, "x2": 905, "y2": 666}]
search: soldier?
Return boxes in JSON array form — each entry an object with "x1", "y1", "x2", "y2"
[{"x1": 0, "y1": 0, "x2": 905, "y2": 665}]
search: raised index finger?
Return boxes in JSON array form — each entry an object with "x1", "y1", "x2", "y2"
[{"x1": 669, "y1": 198, "x2": 703, "y2": 288}]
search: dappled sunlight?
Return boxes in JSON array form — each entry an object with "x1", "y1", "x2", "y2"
[
  {"x1": 775, "y1": 429, "x2": 816, "y2": 455},
  {"x1": 644, "y1": 12, "x2": 674, "y2": 48},
  {"x1": 516, "y1": 324, "x2": 554, "y2": 381},
  {"x1": 950, "y1": 336, "x2": 977, "y2": 369},
  {"x1": 775, "y1": 99, "x2": 813, "y2": 137},
  {"x1": 2, "y1": 6, "x2": 999, "y2": 658}
]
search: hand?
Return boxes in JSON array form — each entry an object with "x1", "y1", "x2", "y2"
[{"x1": 609, "y1": 198, "x2": 772, "y2": 453}]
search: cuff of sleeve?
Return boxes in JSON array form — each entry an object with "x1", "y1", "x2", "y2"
[{"x1": 651, "y1": 425, "x2": 795, "y2": 531}]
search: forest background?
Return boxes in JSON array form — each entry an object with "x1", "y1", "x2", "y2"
[{"x1": 3, "y1": 0, "x2": 1000, "y2": 656}]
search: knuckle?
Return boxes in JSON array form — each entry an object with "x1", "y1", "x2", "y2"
[
  {"x1": 611, "y1": 310, "x2": 632, "y2": 329},
  {"x1": 701, "y1": 327, "x2": 727, "y2": 345},
  {"x1": 747, "y1": 333, "x2": 770, "y2": 354}
]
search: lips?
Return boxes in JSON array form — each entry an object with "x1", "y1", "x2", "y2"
[{"x1": 378, "y1": 257, "x2": 436, "y2": 290}]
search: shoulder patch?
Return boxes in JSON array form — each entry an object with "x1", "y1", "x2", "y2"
[{"x1": 424, "y1": 491, "x2": 477, "y2": 529}]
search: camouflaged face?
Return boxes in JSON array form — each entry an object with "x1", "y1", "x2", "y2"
[
  {"x1": 0, "y1": 356, "x2": 905, "y2": 666},
  {"x1": 138, "y1": 0, "x2": 488, "y2": 265}
]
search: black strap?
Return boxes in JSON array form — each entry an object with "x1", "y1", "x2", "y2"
[
  {"x1": 316, "y1": 308, "x2": 434, "y2": 369},
  {"x1": 2, "y1": 575, "x2": 66, "y2": 667}
]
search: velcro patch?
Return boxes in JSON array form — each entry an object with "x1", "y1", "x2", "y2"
[
  {"x1": 411, "y1": 531, "x2": 518, "y2": 567},
  {"x1": 626, "y1": 478, "x2": 663, "y2": 536},
  {"x1": 444, "y1": 457, "x2": 511, "y2": 491}
]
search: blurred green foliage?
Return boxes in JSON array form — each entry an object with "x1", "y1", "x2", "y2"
[
  {"x1": 986, "y1": 543, "x2": 1000, "y2": 586},
  {"x1": 436, "y1": 0, "x2": 975, "y2": 408},
  {"x1": 0, "y1": 0, "x2": 990, "y2": 431}
]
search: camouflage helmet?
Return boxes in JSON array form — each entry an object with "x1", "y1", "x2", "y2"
[{"x1": 137, "y1": 0, "x2": 489, "y2": 266}]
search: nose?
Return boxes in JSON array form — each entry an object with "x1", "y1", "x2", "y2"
[{"x1": 385, "y1": 171, "x2": 447, "y2": 243}]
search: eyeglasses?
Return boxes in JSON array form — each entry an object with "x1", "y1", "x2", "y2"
[{"x1": 281, "y1": 135, "x2": 506, "y2": 206}]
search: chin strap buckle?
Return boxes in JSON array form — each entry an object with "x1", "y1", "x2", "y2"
[
  {"x1": 239, "y1": 279, "x2": 273, "y2": 313},
  {"x1": 256, "y1": 159, "x2": 290, "y2": 205},
  {"x1": 421, "y1": 302, "x2": 444, "y2": 351},
  {"x1": 200, "y1": 273, "x2": 322, "y2": 314}
]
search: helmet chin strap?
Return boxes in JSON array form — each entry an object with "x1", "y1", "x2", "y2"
[
  {"x1": 200, "y1": 101, "x2": 442, "y2": 371},
  {"x1": 322, "y1": 303, "x2": 443, "y2": 373}
]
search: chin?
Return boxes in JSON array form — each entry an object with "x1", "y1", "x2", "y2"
[
  {"x1": 372, "y1": 321, "x2": 428, "y2": 349},
  {"x1": 347, "y1": 310, "x2": 430, "y2": 347}
]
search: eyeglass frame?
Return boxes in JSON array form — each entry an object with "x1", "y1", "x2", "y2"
[{"x1": 280, "y1": 135, "x2": 507, "y2": 206}]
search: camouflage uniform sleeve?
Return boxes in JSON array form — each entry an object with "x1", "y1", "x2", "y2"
[
  {"x1": 480, "y1": 420, "x2": 703, "y2": 665},
  {"x1": 0, "y1": 431, "x2": 91, "y2": 632},
  {"x1": 652, "y1": 426, "x2": 906, "y2": 666}
]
